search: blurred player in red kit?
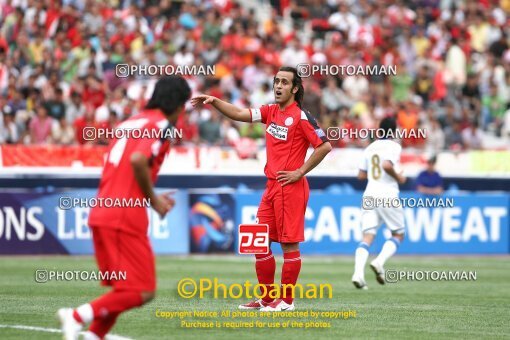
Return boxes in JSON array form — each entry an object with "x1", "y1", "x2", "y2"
[
  {"x1": 192, "y1": 66, "x2": 332, "y2": 311},
  {"x1": 57, "y1": 76, "x2": 191, "y2": 340}
]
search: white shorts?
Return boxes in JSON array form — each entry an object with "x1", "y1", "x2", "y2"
[{"x1": 361, "y1": 206, "x2": 405, "y2": 235}]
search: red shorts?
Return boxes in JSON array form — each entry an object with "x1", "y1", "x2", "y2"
[
  {"x1": 257, "y1": 178, "x2": 309, "y2": 243},
  {"x1": 91, "y1": 226, "x2": 156, "y2": 292}
]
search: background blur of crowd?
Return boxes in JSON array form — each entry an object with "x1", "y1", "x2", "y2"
[{"x1": 0, "y1": 0, "x2": 509, "y2": 152}]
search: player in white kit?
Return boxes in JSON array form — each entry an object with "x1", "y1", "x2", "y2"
[{"x1": 352, "y1": 117, "x2": 407, "y2": 289}]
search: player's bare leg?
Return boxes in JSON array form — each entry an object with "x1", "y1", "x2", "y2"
[
  {"x1": 261, "y1": 242, "x2": 300, "y2": 311},
  {"x1": 370, "y1": 232, "x2": 405, "y2": 284},
  {"x1": 352, "y1": 233, "x2": 375, "y2": 289},
  {"x1": 239, "y1": 241, "x2": 275, "y2": 310}
]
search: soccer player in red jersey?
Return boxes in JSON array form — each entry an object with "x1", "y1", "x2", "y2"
[
  {"x1": 57, "y1": 76, "x2": 191, "y2": 340},
  {"x1": 191, "y1": 66, "x2": 332, "y2": 311}
]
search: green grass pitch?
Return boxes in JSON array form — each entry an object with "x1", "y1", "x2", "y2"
[{"x1": 0, "y1": 255, "x2": 509, "y2": 339}]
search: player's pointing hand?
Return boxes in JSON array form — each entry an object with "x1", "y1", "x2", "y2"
[
  {"x1": 276, "y1": 169, "x2": 304, "y2": 186},
  {"x1": 191, "y1": 95, "x2": 215, "y2": 108}
]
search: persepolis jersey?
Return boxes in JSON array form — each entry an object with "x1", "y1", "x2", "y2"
[
  {"x1": 250, "y1": 101, "x2": 327, "y2": 179},
  {"x1": 88, "y1": 109, "x2": 172, "y2": 235}
]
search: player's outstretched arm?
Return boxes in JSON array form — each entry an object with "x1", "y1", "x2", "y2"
[
  {"x1": 382, "y1": 160, "x2": 406, "y2": 184},
  {"x1": 277, "y1": 141, "x2": 332, "y2": 186},
  {"x1": 191, "y1": 95, "x2": 252, "y2": 122},
  {"x1": 131, "y1": 152, "x2": 175, "y2": 217}
]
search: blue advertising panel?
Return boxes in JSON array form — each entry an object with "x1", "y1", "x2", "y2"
[
  {"x1": 189, "y1": 190, "x2": 236, "y2": 253},
  {"x1": 235, "y1": 192, "x2": 510, "y2": 254},
  {"x1": 0, "y1": 189, "x2": 189, "y2": 254},
  {"x1": 2, "y1": 188, "x2": 508, "y2": 255}
]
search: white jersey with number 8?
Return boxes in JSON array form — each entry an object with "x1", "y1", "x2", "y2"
[{"x1": 359, "y1": 139, "x2": 402, "y2": 198}]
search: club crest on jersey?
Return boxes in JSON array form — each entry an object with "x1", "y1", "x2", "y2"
[
  {"x1": 266, "y1": 122, "x2": 288, "y2": 141},
  {"x1": 284, "y1": 117, "x2": 294, "y2": 126}
]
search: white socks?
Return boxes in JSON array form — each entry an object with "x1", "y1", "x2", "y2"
[
  {"x1": 355, "y1": 238, "x2": 401, "y2": 277},
  {"x1": 374, "y1": 238, "x2": 400, "y2": 266},
  {"x1": 354, "y1": 242, "x2": 370, "y2": 277},
  {"x1": 76, "y1": 303, "x2": 94, "y2": 324}
]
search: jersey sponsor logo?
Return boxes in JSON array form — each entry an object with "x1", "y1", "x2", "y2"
[
  {"x1": 266, "y1": 122, "x2": 289, "y2": 141},
  {"x1": 315, "y1": 128, "x2": 326, "y2": 138},
  {"x1": 238, "y1": 224, "x2": 269, "y2": 254},
  {"x1": 284, "y1": 117, "x2": 294, "y2": 126}
]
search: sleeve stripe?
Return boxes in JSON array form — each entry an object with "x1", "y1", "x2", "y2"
[
  {"x1": 251, "y1": 108, "x2": 262, "y2": 122},
  {"x1": 300, "y1": 110, "x2": 320, "y2": 129},
  {"x1": 301, "y1": 109, "x2": 328, "y2": 143}
]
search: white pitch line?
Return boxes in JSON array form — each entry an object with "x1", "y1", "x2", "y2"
[
  {"x1": 0, "y1": 324, "x2": 132, "y2": 340},
  {"x1": 0, "y1": 324, "x2": 61, "y2": 334}
]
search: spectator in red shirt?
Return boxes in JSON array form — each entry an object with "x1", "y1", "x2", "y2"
[
  {"x1": 45, "y1": 1, "x2": 62, "y2": 35},
  {"x1": 175, "y1": 113, "x2": 198, "y2": 144},
  {"x1": 74, "y1": 104, "x2": 96, "y2": 145},
  {"x1": 82, "y1": 76, "x2": 106, "y2": 109}
]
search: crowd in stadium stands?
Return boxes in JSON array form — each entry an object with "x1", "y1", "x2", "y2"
[{"x1": 0, "y1": 0, "x2": 509, "y2": 152}]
